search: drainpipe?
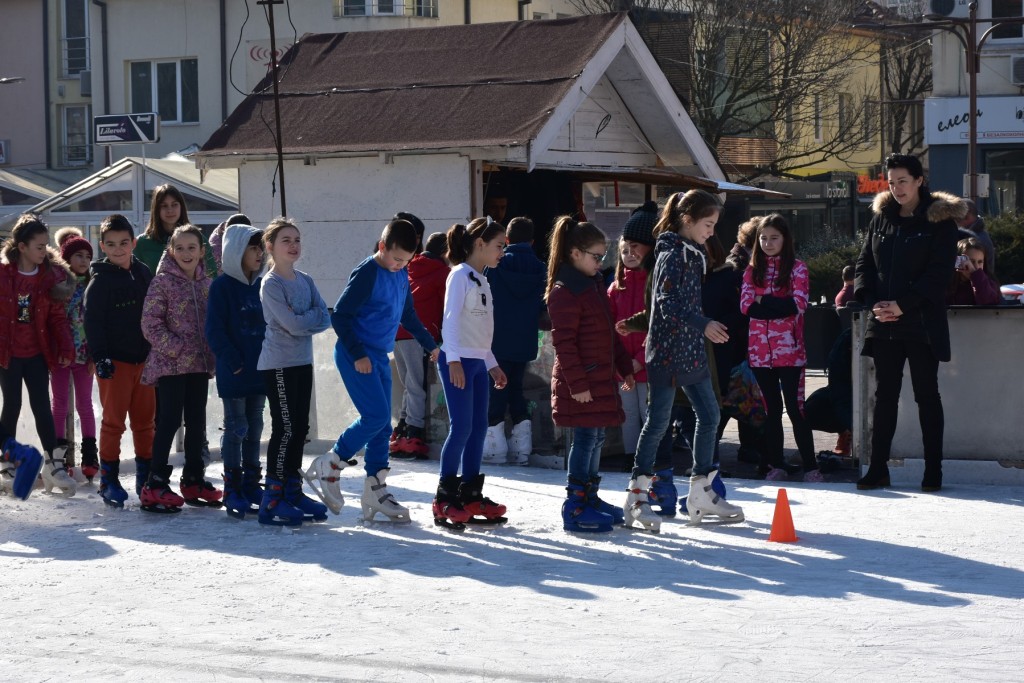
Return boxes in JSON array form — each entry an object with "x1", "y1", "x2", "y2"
[
  {"x1": 91, "y1": 0, "x2": 110, "y2": 165},
  {"x1": 464, "y1": 0, "x2": 470, "y2": 24},
  {"x1": 43, "y1": 1, "x2": 52, "y2": 167},
  {"x1": 219, "y1": 0, "x2": 227, "y2": 122}
]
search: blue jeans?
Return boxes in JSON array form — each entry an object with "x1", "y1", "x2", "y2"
[
  {"x1": 221, "y1": 394, "x2": 266, "y2": 471},
  {"x1": 568, "y1": 427, "x2": 606, "y2": 482},
  {"x1": 333, "y1": 345, "x2": 392, "y2": 476},
  {"x1": 437, "y1": 351, "x2": 489, "y2": 479},
  {"x1": 633, "y1": 378, "x2": 719, "y2": 477}
]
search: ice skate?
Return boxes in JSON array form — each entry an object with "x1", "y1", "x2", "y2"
[
  {"x1": 587, "y1": 475, "x2": 624, "y2": 525},
  {"x1": 387, "y1": 419, "x2": 407, "y2": 454},
  {"x1": 482, "y1": 424, "x2": 508, "y2": 465},
  {"x1": 391, "y1": 425, "x2": 430, "y2": 461},
  {"x1": 258, "y1": 476, "x2": 304, "y2": 527},
  {"x1": 41, "y1": 445, "x2": 77, "y2": 497},
  {"x1": 302, "y1": 450, "x2": 356, "y2": 515},
  {"x1": 135, "y1": 457, "x2": 151, "y2": 497},
  {"x1": 623, "y1": 475, "x2": 661, "y2": 533},
  {"x1": 563, "y1": 479, "x2": 613, "y2": 533},
  {"x1": 180, "y1": 470, "x2": 224, "y2": 508},
  {"x1": 80, "y1": 437, "x2": 99, "y2": 482},
  {"x1": 98, "y1": 460, "x2": 128, "y2": 508},
  {"x1": 140, "y1": 466, "x2": 184, "y2": 514},
  {"x1": 242, "y1": 466, "x2": 264, "y2": 511},
  {"x1": 433, "y1": 476, "x2": 472, "y2": 531},
  {"x1": 1, "y1": 437, "x2": 45, "y2": 501},
  {"x1": 223, "y1": 468, "x2": 252, "y2": 519},
  {"x1": 648, "y1": 468, "x2": 678, "y2": 517},
  {"x1": 506, "y1": 419, "x2": 532, "y2": 466},
  {"x1": 59, "y1": 440, "x2": 87, "y2": 484},
  {"x1": 286, "y1": 474, "x2": 328, "y2": 522},
  {"x1": 361, "y1": 468, "x2": 411, "y2": 523},
  {"x1": 459, "y1": 473, "x2": 507, "y2": 524},
  {"x1": 686, "y1": 471, "x2": 744, "y2": 526}
]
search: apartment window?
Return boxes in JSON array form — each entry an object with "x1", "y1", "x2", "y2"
[
  {"x1": 863, "y1": 100, "x2": 877, "y2": 144},
  {"x1": 340, "y1": 1, "x2": 436, "y2": 16},
  {"x1": 838, "y1": 93, "x2": 853, "y2": 132},
  {"x1": 130, "y1": 59, "x2": 199, "y2": 124},
  {"x1": 61, "y1": 105, "x2": 92, "y2": 167},
  {"x1": 813, "y1": 95, "x2": 822, "y2": 141},
  {"x1": 991, "y1": 0, "x2": 1023, "y2": 41},
  {"x1": 62, "y1": 0, "x2": 89, "y2": 77}
]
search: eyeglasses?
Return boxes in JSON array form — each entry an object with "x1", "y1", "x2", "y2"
[{"x1": 584, "y1": 249, "x2": 606, "y2": 263}]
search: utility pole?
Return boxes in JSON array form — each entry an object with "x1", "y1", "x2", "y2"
[{"x1": 257, "y1": 0, "x2": 287, "y2": 216}]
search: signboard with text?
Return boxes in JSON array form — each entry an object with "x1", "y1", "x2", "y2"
[
  {"x1": 924, "y1": 96, "x2": 1024, "y2": 146},
  {"x1": 94, "y1": 113, "x2": 160, "y2": 145}
]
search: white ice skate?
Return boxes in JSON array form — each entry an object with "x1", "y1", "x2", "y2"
[
  {"x1": 506, "y1": 419, "x2": 532, "y2": 466},
  {"x1": 623, "y1": 475, "x2": 661, "y2": 533},
  {"x1": 302, "y1": 450, "x2": 357, "y2": 515},
  {"x1": 42, "y1": 446, "x2": 77, "y2": 497},
  {"x1": 482, "y1": 425, "x2": 508, "y2": 465},
  {"x1": 361, "y1": 468, "x2": 410, "y2": 523},
  {"x1": 686, "y1": 471, "x2": 744, "y2": 526}
]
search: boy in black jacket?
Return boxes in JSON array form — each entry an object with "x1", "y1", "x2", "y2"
[{"x1": 83, "y1": 214, "x2": 155, "y2": 507}]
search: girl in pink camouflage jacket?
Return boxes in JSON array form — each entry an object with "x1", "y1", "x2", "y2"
[
  {"x1": 740, "y1": 214, "x2": 821, "y2": 482},
  {"x1": 138, "y1": 225, "x2": 221, "y2": 513}
]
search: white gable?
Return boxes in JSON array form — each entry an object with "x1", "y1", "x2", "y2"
[{"x1": 534, "y1": 75, "x2": 657, "y2": 169}]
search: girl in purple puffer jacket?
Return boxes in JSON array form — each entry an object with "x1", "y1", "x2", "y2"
[{"x1": 138, "y1": 225, "x2": 220, "y2": 513}]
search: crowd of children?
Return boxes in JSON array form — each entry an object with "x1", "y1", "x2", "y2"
[{"x1": 3, "y1": 157, "x2": 964, "y2": 532}]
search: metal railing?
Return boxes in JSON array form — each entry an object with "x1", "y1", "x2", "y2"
[
  {"x1": 62, "y1": 37, "x2": 90, "y2": 77},
  {"x1": 60, "y1": 144, "x2": 92, "y2": 167},
  {"x1": 339, "y1": 0, "x2": 438, "y2": 18}
]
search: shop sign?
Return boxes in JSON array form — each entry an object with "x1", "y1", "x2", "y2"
[
  {"x1": 858, "y1": 174, "x2": 888, "y2": 195},
  {"x1": 925, "y1": 96, "x2": 1024, "y2": 145}
]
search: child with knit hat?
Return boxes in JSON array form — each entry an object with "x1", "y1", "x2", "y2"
[
  {"x1": 607, "y1": 201, "x2": 657, "y2": 469},
  {"x1": 50, "y1": 231, "x2": 98, "y2": 481}
]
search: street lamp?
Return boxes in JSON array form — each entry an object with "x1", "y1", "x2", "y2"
[{"x1": 857, "y1": 3, "x2": 1024, "y2": 204}]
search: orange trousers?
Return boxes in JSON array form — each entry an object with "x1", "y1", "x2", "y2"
[{"x1": 97, "y1": 360, "x2": 155, "y2": 462}]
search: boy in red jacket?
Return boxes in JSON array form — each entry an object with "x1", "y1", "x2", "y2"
[{"x1": 391, "y1": 223, "x2": 449, "y2": 459}]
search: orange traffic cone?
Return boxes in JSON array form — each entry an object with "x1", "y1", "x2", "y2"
[{"x1": 768, "y1": 488, "x2": 798, "y2": 543}]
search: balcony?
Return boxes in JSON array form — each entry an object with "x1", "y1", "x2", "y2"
[{"x1": 336, "y1": 0, "x2": 439, "y2": 18}]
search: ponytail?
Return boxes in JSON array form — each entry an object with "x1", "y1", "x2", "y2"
[
  {"x1": 3, "y1": 213, "x2": 49, "y2": 264},
  {"x1": 545, "y1": 215, "x2": 606, "y2": 301},
  {"x1": 445, "y1": 216, "x2": 504, "y2": 265},
  {"x1": 652, "y1": 189, "x2": 721, "y2": 239}
]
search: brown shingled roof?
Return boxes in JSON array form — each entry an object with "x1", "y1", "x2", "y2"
[{"x1": 200, "y1": 13, "x2": 628, "y2": 157}]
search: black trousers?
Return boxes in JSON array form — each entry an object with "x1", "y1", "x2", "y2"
[
  {"x1": 0, "y1": 354, "x2": 57, "y2": 452},
  {"x1": 150, "y1": 373, "x2": 209, "y2": 477},
  {"x1": 488, "y1": 359, "x2": 529, "y2": 425},
  {"x1": 869, "y1": 338, "x2": 943, "y2": 464},
  {"x1": 262, "y1": 365, "x2": 312, "y2": 481},
  {"x1": 752, "y1": 366, "x2": 817, "y2": 470}
]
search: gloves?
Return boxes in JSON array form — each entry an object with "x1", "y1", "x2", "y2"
[{"x1": 95, "y1": 358, "x2": 115, "y2": 379}]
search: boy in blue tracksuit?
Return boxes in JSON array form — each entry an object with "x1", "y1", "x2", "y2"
[
  {"x1": 484, "y1": 217, "x2": 547, "y2": 465},
  {"x1": 325, "y1": 218, "x2": 439, "y2": 522},
  {"x1": 205, "y1": 223, "x2": 268, "y2": 519}
]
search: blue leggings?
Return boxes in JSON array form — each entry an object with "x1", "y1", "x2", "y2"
[
  {"x1": 437, "y1": 351, "x2": 489, "y2": 480},
  {"x1": 332, "y1": 345, "x2": 392, "y2": 476}
]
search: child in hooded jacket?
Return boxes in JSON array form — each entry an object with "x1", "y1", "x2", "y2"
[
  {"x1": 740, "y1": 214, "x2": 820, "y2": 482},
  {"x1": 547, "y1": 216, "x2": 635, "y2": 534},
  {"x1": 49, "y1": 232, "x2": 98, "y2": 483},
  {"x1": 206, "y1": 223, "x2": 268, "y2": 519},
  {"x1": 138, "y1": 225, "x2": 220, "y2": 513},
  {"x1": 0, "y1": 214, "x2": 76, "y2": 498}
]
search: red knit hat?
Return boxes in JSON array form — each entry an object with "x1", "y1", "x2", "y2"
[{"x1": 61, "y1": 236, "x2": 93, "y2": 262}]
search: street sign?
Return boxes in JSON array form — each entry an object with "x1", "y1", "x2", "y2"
[{"x1": 94, "y1": 113, "x2": 160, "y2": 145}]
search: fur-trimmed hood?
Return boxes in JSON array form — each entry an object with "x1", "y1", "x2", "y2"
[{"x1": 871, "y1": 190, "x2": 967, "y2": 224}]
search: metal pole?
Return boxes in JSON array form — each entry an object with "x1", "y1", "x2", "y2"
[
  {"x1": 967, "y1": 2, "x2": 978, "y2": 204},
  {"x1": 258, "y1": 0, "x2": 287, "y2": 216}
]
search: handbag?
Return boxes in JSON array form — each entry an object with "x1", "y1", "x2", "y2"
[{"x1": 721, "y1": 360, "x2": 767, "y2": 427}]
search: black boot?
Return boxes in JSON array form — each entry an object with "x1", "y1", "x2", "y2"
[
  {"x1": 921, "y1": 459, "x2": 942, "y2": 493},
  {"x1": 856, "y1": 460, "x2": 890, "y2": 490},
  {"x1": 80, "y1": 437, "x2": 99, "y2": 482},
  {"x1": 433, "y1": 476, "x2": 470, "y2": 529}
]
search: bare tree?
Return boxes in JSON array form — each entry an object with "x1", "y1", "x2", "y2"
[
  {"x1": 880, "y1": 30, "x2": 932, "y2": 155},
  {"x1": 569, "y1": 0, "x2": 880, "y2": 181}
]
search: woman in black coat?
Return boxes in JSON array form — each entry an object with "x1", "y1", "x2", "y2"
[{"x1": 854, "y1": 153, "x2": 964, "y2": 493}]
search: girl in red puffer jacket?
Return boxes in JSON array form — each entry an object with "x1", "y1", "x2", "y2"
[
  {"x1": 0, "y1": 214, "x2": 76, "y2": 497},
  {"x1": 740, "y1": 214, "x2": 819, "y2": 482}
]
